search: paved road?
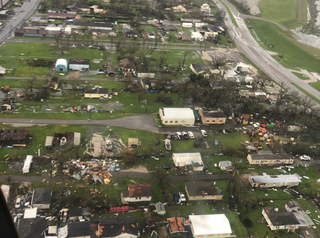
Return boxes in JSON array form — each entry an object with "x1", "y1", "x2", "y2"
[
  {"x1": 216, "y1": 0, "x2": 320, "y2": 104},
  {"x1": 0, "y1": 0, "x2": 41, "y2": 42}
]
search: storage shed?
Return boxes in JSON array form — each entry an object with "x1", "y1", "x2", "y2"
[
  {"x1": 22, "y1": 155, "x2": 33, "y2": 174},
  {"x1": 69, "y1": 58, "x2": 90, "y2": 71},
  {"x1": 155, "y1": 202, "x2": 166, "y2": 215},
  {"x1": 55, "y1": 58, "x2": 68, "y2": 72}
]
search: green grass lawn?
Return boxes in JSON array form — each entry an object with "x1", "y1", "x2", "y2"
[
  {"x1": 259, "y1": 0, "x2": 307, "y2": 27},
  {"x1": 309, "y1": 81, "x2": 320, "y2": 92},
  {"x1": 292, "y1": 71, "x2": 310, "y2": 79},
  {"x1": 292, "y1": 83, "x2": 320, "y2": 104},
  {"x1": 0, "y1": 42, "x2": 107, "y2": 76},
  {"x1": 247, "y1": 19, "x2": 320, "y2": 73}
]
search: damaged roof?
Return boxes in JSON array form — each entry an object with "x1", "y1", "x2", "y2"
[
  {"x1": 0, "y1": 129, "x2": 28, "y2": 141},
  {"x1": 67, "y1": 222, "x2": 91, "y2": 237},
  {"x1": 128, "y1": 183, "x2": 152, "y2": 197},
  {"x1": 185, "y1": 182, "x2": 222, "y2": 196},
  {"x1": 17, "y1": 218, "x2": 46, "y2": 238},
  {"x1": 167, "y1": 217, "x2": 186, "y2": 233},
  {"x1": 32, "y1": 188, "x2": 52, "y2": 205},
  {"x1": 263, "y1": 208, "x2": 300, "y2": 226},
  {"x1": 99, "y1": 217, "x2": 138, "y2": 237}
]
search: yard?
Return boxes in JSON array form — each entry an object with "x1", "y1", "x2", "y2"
[
  {"x1": 247, "y1": 19, "x2": 320, "y2": 73},
  {"x1": 259, "y1": 0, "x2": 307, "y2": 28},
  {"x1": 0, "y1": 42, "x2": 107, "y2": 76}
]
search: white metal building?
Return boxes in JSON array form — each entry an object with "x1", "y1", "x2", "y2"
[
  {"x1": 159, "y1": 108, "x2": 195, "y2": 125},
  {"x1": 249, "y1": 173, "x2": 301, "y2": 188},
  {"x1": 22, "y1": 155, "x2": 33, "y2": 174},
  {"x1": 55, "y1": 58, "x2": 68, "y2": 72},
  {"x1": 189, "y1": 214, "x2": 232, "y2": 237},
  {"x1": 1, "y1": 185, "x2": 10, "y2": 203},
  {"x1": 172, "y1": 152, "x2": 204, "y2": 171}
]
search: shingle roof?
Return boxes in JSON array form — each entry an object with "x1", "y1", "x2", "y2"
[
  {"x1": 185, "y1": 182, "x2": 222, "y2": 196},
  {"x1": 17, "y1": 218, "x2": 46, "y2": 238},
  {"x1": 67, "y1": 222, "x2": 91, "y2": 237},
  {"x1": 128, "y1": 183, "x2": 152, "y2": 197},
  {"x1": 32, "y1": 188, "x2": 52, "y2": 205},
  {"x1": 263, "y1": 208, "x2": 300, "y2": 226},
  {"x1": 99, "y1": 217, "x2": 138, "y2": 237}
]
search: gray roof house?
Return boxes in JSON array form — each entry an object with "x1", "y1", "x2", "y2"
[
  {"x1": 17, "y1": 218, "x2": 46, "y2": 238},
  {"x1": 262, "y1": 208, "x2": 300, "y2": 232},
  {"x1": 249, "y1": 173, "x2": 301, "y2": 188},
  {"x1": 31, "y1": 188, "x2": 52, "y2": 209},
  {"x1": 67, "y1": 222, "x2": 91, "y2": 238},
  {"x1": 190, "y1": 63, "x2": 209, "y2": 77}
]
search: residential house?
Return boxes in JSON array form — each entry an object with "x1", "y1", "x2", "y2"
[
  {"x1": 30, "y1": 17, "x2": 48, "y2": 24},
  {"x1": 0, "y1": 10, "x2": 8, "y2": 20},
  {"x1": 128, "y1": 138, "x2": 142, "y2": 149},
  {"x1": 172, "y1": 152, "x2": 204, "y2": 171},
  {"x1": 83, "y1": 88, "x2": 109, "y2": 99},
  {"x1": 236, "y1": 62, "x2": 251, "y2": 73},
  {"x1": 67, "y1": 222, "x2": 91, "y2": 238},
  {"x1": 182, "y1": 22, "x2": 193, "y2": 28},
  {"x1": 31, "y1": 188, "x2": 52, "y2": 209},
  {"x1": 22, "y1": 155, "x2": 33, "y2": 174},
  {"x1": 210, "y1": 65, "x2": 220, "y2": 74},
  {"x1": 98, "y1": 217, "x2": 138, "y2": 238},
  {"x1": 198, "y1": 108, "x2": 226, "y2": 125},
  {"x1": 185, "y1": 182, "x2": 223, "y2": 201},
  {"x1": 195, "y1": 27, "x2": 205, "y2": 34},
  {"x1": 0, "y1": 129, "x2": 29, "y2": 146},
  {"x1": 47, "y1": 12, "x2": 76, "y2": 20},
  {"x1": 204, "y1": 31, "x2": 218, "y2": 40},
  {"x1": 175, "y1": 31, "x2": 191, "y2": 41},
  {"x1": 17, "y1": 218, "x2": 46, "y2": 238},
  {"x1": 55, "y1": 58, "x2": 68, "y2": 72},
  {"x1": 67, "y1": 21, "x2": 113, "y2": 32},
  {"x1": 190, "y1": 63, "x2": 209, "y2": 77},
  {"x1": 66, "y1": 3, "x2": 90, "y2": 13},
  {"x1": 118, "y1": 58, "x2": 136, "y2": 75},
  {"x1": 47, "y1": 77, "x2": 59, "y2": 90},
  {"x1": 14, "y1": 28, "x2": 59, "y2": 38},
  {"x1": 90, "y1": 5, "x2": 106, "y2": 14},
  {"x1": 200, "y1": 3, "x2": 212, "y2": 16},
  {"x1": 167, "y1": 217, "x2": 187, "y2": 235},
  {"x1": 47, "y1": 8, "x2": 64, "y2": 13},
  {"x1": 189, "y1": 214, "x2": 232, "y2": 237},
  {"x1": 121, "y1": 183, "x2": 152, "y2": 204},
  {"x1": 91, "y1": 29, "x2": 117, "y2": 37},
  {"x1": 0, "y1": 66, "x2": 5, "y2": 74},
  {"x1": 69, "y1": 58, "x2": 89, "y2": 71},
  {"x1": 68, "y1": 207, "x2": 91, "y2": 222},
  {"x1": 106, "y1": 65, "x2": 115, "y2": 76},
  {"x1": 249, "y1": 173, "x2": 301, "y2": 188},
  {"x1": 262, "y1": 208, "x2": 300, "y2": 232},
  {"x1": 122, "y1": 28, "x2": 139, "y2": 38},
  {"x1": 172, "y1": 5, "x2": 187, "y2": 13},
  {"x1": 159, "y1": 107, "x2": 195, "y2": 125},
  {"x1": 191, "y1": 32, "x2": 204, "y2": 41},
  {"x1": 219, "y1": 161, "x2": 233, "y2": 171},
  {"x1": 147, "y1": 31, "x2": 156, "y2": 39},
  {"x1": 208, "y1": 25, "x2": 225, "y2": 34},
  {"x1": 195, "y1": 22, "x2": 208, "y2": 27},
  {"x1": 247, "y1": 153, "x2": 294, "y2": 165},
  {"x1": 285, "y1": 201, "x2": 314, "y2": 226}
]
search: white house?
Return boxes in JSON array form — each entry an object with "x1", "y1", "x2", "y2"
[
  {"x1": 121, "y1": 183, "x2": 152, "y2": 204},
  {"x1": 22, "y1": 155, "x2": 33, "y2": 174},
  {"x1": 182, "y1": 22, "x2": 193, "y2": 28},
  {"x1": 204, "y1": 31, "x2": 218, "y2": 40},
  {"x1": 249, "y1": 173, "x2": 301, "y2": 188},
  {"x1": 189, "y1": 214, "x2": 232, "y2": 237},
  {"x1": 172, "y1": 153, "x2": 204, "y2": 171},
  {"x1": 262, "y1": 208, "x2": 300, "y2": 232},
  {"x1": 159, "y1": 108, "x2": 195, "y2": 125},
  {"x1": 191, "y1": 32, "x2": 204, "y2": 41},
  {"x1": 219, "y1": 161, "x2": 233, "y2": 171},
  {"x1": 200, "y1": 3, "x2": 211, "y2": 16}
]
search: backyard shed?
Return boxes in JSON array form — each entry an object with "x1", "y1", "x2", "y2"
[
  {"x1": 69, "y1": 58, "x2": 90, "y2": 71},
  {"x1": 219, "y1": 161, "x2": 232, "y2": 171},
  {"x1": 155, "y1": 202, "x2": 166, "y2": 215},
  {"x1": 55, "y1": 58, "x2": 68, "y2": 72},
  {"x1": 45, "y1": 136, "x2": 54, "y2": 149}
]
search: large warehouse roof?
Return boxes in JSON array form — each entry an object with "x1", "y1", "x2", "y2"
[{"x1": 160, "y1": 108, "x2": 194, "y2": 119}]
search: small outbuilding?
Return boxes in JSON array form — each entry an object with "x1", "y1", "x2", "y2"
[
  {"x1": 155, "y1": 202, "x2": 166, "y2": 215},
  {"x1": 219, "y1": 161, "x2": 233, "y2": 171},
  {"x1": 69, "y1": 58, "x2": 90, "y2": 71},
  {"x1": 55, "y1": 58, "x2": 68, "y2": 72}
]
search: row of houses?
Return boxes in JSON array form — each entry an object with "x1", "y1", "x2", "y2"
[{"x1": 159, "y1": 107, "x2": 226, "y2": 126}]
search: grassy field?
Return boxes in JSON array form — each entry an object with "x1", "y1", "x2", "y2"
[
  {"x1": 292, "y1": 71, "x2": 310, "y2": 79},
  {"x1": 292, "y1": 83, "x2": 320, "y2": 104},
  {"x1": 309, "y1": 81, "x2": 320, "y2": 91},
  {"x1": 259, "y1": 0, "x2": 307, "y2": 27},
  {"x1": 247, "y1": 19, "x2": 320, "y2": 73},
  {"x1": 0, "y1": 42, "x2": 107, "y2": 76}
]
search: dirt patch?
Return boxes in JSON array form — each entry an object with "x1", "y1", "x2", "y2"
[
  {"x1": 241, "y1": 172, "x2": 258, "y2": 179},
  {"x1": 120, "y1": 166, "x2": 149, "y2": 173},
  {"x1": 235, "y1": 0, "x2": 261, "y2": 15}
]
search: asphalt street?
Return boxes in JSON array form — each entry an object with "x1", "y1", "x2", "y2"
[{"x1": 216, "y1": 0, "x2": 320, "y2": 104}]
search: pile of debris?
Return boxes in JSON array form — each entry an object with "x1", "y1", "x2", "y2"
[
  {"x1": 84, "y1": 134, "x2": 126, "y2": 157},
  {"x1": 62, "y1": 159, "x2": 113, "y2": 185},
  {"x1": 62, "y1": 105, "x2": 98, "y2": 113}
]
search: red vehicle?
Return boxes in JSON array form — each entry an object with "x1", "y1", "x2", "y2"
[{"x1": 109, "y1": 206, "x2": 132, "y2": 213}]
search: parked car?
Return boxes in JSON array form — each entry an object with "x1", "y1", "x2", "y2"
[
  {"x1": 173, "y1": 193, "x2": 180, "y2": 204},
  {"x1": 300, "y1": 155, "x2": 311, "y2": 161},
  {"x1": 115, "y1": 163, "x2": 120, "y2": 171},
  {"x1": 201, "y1": 130, "x2": 208, "y2": 137},
  {"x1": 179, "y1": 192, "x2": 186, "y2": 202},
  {"x1": 188, "y1": 131, "x2": 194, "y2": 139},
  {"x1": 176, "y1": 132, "x2": 182, "y2": 140},
  {"x1": 182, "y1": 131, "x2": 188, "y2": 139},
  {"x1": 162, "y1": 165, "x2": 171, "y2": 170},
  {"x1": 15, "y1": 198, "x2": 21, "y2": 209}
]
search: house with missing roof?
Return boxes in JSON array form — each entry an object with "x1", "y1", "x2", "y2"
[
  {"x1": 190, "y1": 63, "x2": 209, "y2": 77},
  {"x1": 159, "y1": 107, "x2": 195, "y2": 125},
  {"x1": 83, "y1": 88, "x2": 109, "y2": 99},
  {"x1": 172, "y1": 152, "x2": 204, "y2": 171},
  {"x1": 98, "y1": 217, "x2": 138, "y2": 238},
  {"x1": 185, "y1": 182, "x2": 223, "y2": 201},
  {"x1": 17, "y1": 218, "x2": 46, "y2": 238},
  {"x1": 167, "y1": 217, "x2": 187, "y2": 235},
  {"x1": 31, "y1": 188, "x2": 52, "y2": 209},
  {"x1": 188, "y1": 214, "x2": 232, "y2": 237},
  {"x1": 66, "y1": 222, "x2": 91, "y2": 238},
  {"x1": 249, "y1": 173, "x2": 301, "y2": 188},
  {"x1": 198, "y1": 108, "x2": 226, "y2": 125},
  {"x1": 262, "y1": 208, "x2": 300, "y2": 232},
  {"x1": 121, "y1": 183, "x2": 152, "y2": 204},
  {"x1": 247, "y1": 152, "x2": 294, "y2": 165},
  {"x1": 285, "y1": 201, "x2": 314, "y2": 226},
  {"x1": 69, "y1": 58, "x2": 90, "y2": 71},
  {"x1": 118, "y1": 58, "x2": 136, "y2": 76}
]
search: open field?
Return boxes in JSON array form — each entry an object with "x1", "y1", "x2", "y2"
[
  {"x1": 309, "y1": 81, "x2": 320, "y2": 92},
  {"x1": 259, "y1": 0, "x2": 307, "y2": 27},
  {"x1": 247, "y1": 19, "x2": 320, "y2": 73},
  {"x1": 0, "y1": 42, "x2": 107, "y2": 76},
  {"x1": 292, "y1": 71, "x2": 310, "y2": 79}
]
